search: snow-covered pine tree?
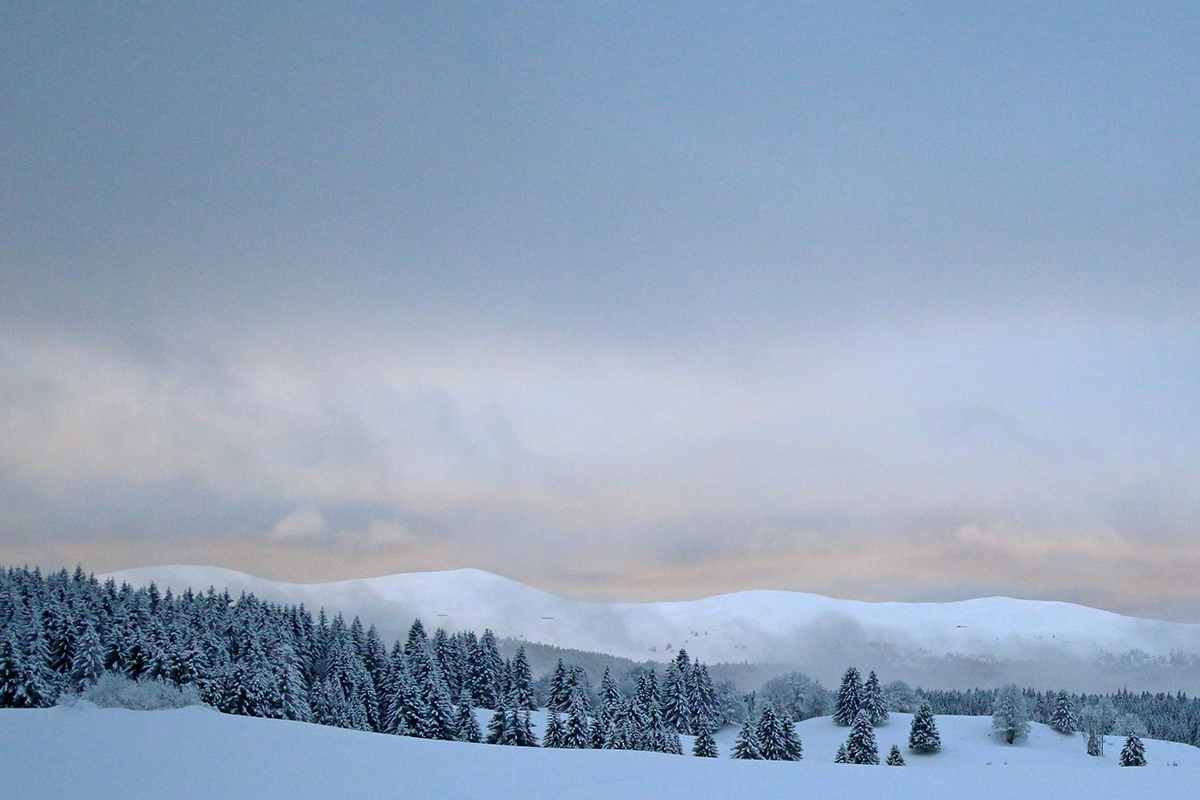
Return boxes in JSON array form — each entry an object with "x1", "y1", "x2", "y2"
[
  {"x1": 544, "y1": 708, "x2": 565, "y2": 748},
  {"x1": 1087, "y1": 730, "x2": 1104, "y2": 757},
  {"x1": 908, "y1": 701, "x2": 941, "y2": 753},
  {"x1": 485, "y1": 703, "x2": 510, "y2": 745},
  {"x1": 730, "y1": 719, "x2": 761, "y2": 759},
  {"x1": 991, "y1": 685, "x2": 1031, "y2": 745},
  {"x1": 692, "y1": 725, "x2": 719, "y2": 757},
  {"x1": 690, "y1": 662, "x2": 719, "y2": 734},
  {"x1": 778, "y1": 710, "x2": 804, "y2": 761},
  {"x1": 861, "y1": 671, "x2": 888, "y2": 726},
  {"x1": 834, "y1": 742, "x2": 848, "y2": 763},
  {"x1": 514, "y1": 708, "x2": 539, "y2": 747},
  {"x1": 1119, "y1": 733, "x2": 1146, "y2": 766},
  {"x1": 549, "y1": 659, "x2": 571, "y2": 712},
  {"x1": 1049, "y1": 690, "x2": 1079, "y2": 734},
  {"x1": 845, "y1": 709, "x2": 880, "y2": 764},
  {"x1": 563, "y1": 686, "x2": 592, "y2": 749},
  {"x1": 68, "y1": 620, "x2": 104, "y2": 692},
  {"x1": 660, "y1": 659, "x2": 691, "y2": 734},
  {"x1": 833, "y1": 666, "x2": 862, "y2": 727},
  {"x1": 508, "y1": 646, "x2": 535, "y2": 710},
  {"x1": 886, "y1": 744, "x2": 906, "y2": 765},
  {"x1": 453, "y1": 692, "x2": 481, "y2": 743}
]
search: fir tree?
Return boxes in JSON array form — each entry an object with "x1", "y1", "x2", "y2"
[
  {"x1": 731, "y1": 720, "x2": 761, "y2": 759},
  {"x1": 908, "y1": 702, "x2": 941, "y2": 754},
  {"x1": 834, "y1": 742, "x2": 848, "y2": 763},
  {"x1": 1119, "y1": 733, "x2": 1146, "y2": 766},
  {"x1": 886, "y1": 744, "x2": 906, "y2": 766},
  {"x1": 1087, "y1": 730, "x2": 1105, "y2": 757},
  {"x1": 563, "y1": 687, "x2": 592, "y2": 749},
  {"x1": 549, "y1": 659, "x2": 572, "y2": 712},
  {"x1": 845, "y1": 709, "x2": 880, "y2": 765},
  {"x1": 544, "y1": 708, "x2": 565, "y2": 748},
  {"x1": 449, "y1": 691, "x2": 479, "y2": 743},
  {"x1": 1049, "y1": 691, "x2": 1079, "y2": 734},
  {"x1": 861, "y1": 671, "x2": 888, "y2": 726},
  {"x1": 692, "y1": 726, "x2": 719, "y2": 757},
  {"x1": 833, "y1": 666, "x2": 862, "y2": 727},
  {"x1": 992, "y1": 685, "x2": 1031, "y2": 745},
  {"x1": 508, "y1": 646, "x2": 535, "y2": 710}
]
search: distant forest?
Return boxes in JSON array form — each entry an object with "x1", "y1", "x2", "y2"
[{"x1": 2, "y1": 565, "x2": 1199, "y2": 751}]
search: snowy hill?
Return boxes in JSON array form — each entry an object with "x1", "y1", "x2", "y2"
[
  {"x1": 4, "y1": 703, "x2": 1198, "y2": 800},
  {"x1": 101, "y1": 565, "x2": 1200, "y2": 691}
]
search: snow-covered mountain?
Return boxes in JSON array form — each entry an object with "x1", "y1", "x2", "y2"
[
  {"x1": 102, "y1": 565, "x2": 1200, "y2": 691},
  {"x1": 5, "y1": 703, "x2": 1198, "y2": 800}
]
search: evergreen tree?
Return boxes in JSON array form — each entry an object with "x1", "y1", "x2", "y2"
[
  {"x1": 1087, "y1": 730, "x2": 1105, "y2": 757},
  {"x1": 454, "y1": 694, "x2": 482, "y2": 743},
  {"x1": 544, "y1": 708, "x2": 565, "y2": 748},
  {"x1": 563, "y1": 687, "x2": 592, "y2": 749},
  {"x1": 833, "y1": 666, "x2": 862, "y2": 727},
  {"x1": 692, "y1": 725, "x2": 719, "y2": 757},
  {"x1": 908, "y1": 702, "x2": 941, "y2": 754},
  {"x1": 68, "y1": 620, "x2": 104, "y2": 691},
  {"x1": 1119, "y1": 733, "x2": 1146, "y2": 766},
  {"x1": 485, "y1": 703, "x2": 510, "y2": 745},
  {"x1": 1049, "y1": 690, "x2": 1079, "y2": 734},
  {"x1": 731, "y1": 720, "x2": 761, "y2": 759},
  {"x1": 834, "y1": 742, "x2": 848, "y2": 763},
  {"x1": 886, "y1": 744, "x2": 906, "y2": 766},
  {"x1": 690, "y1": 662, "x2": 719, "y2": 734},
  {"x1": 508, "y1": 646, "x2": 535, "y2": 710},
  {"x1": 845, "y1": 709, "x2": 880, "y2": 765},
  {"x1": 991, "y1": 685, "x2": 1031, "y2": 745},
  {"x1": 660, "y1": 659, "x2": 691, "y2": 734},
  {"x1": 861, "y1": 671, "x2": 888, "y2": 726},
  {"x1": 549, "y1": 659, "x2": 572, "y2": 712}
]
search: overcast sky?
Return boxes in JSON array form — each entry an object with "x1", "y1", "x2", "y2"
[{"x1": 3, "y1": 2, "x2": 1199, "y2": 620}]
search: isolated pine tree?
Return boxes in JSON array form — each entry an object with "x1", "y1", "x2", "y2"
[
  {"x1": 1087, "y1": 730, "x2": 1105, "y2": 756},
  {"x1": 992, "y1": 685, "x2": 1031, "y2": 745},
  {"x1": 1119, "y1": 733, "x2": 1146, "y2": 766},
  {"x1": 886, "y1": 744, "x2": 906, "y2": 765},
  {"x1": 833, "y1": 666, "x2": 862, "y2": 727},
  {"x1": 834, "y1": 742, "x2": 849, "y2": 763},
  {"x1": 861, "y1": 671, "x2": 888, "y2": 726},
  {"x1": 1049, "y1": 691, "x2": 1079, "y2": 734},
  {"x1": 692, "y1": 726, "x2": 719, "y2": 757},
  {"x1": 908, "y1": 702, "x2": 941, "y2": 754},
  {"x1": 846, "y1": 709, "x2": 880, "y2": 764}
]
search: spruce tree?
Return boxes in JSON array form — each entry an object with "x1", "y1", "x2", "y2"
[
  {"x1": 833, "y1": 666, "x2": 862, "y2": 727},
  {"x1": 861, "y1": 671, "x2": 888, "y2": 726},
  {"x1": 991, "y1": 685, "x2": 1031, "y2": 745},
  {"x1": 563, "y1": 687, "x2": 592, "y2": 749},
  {"x1": 454, "y1": 693, "x2": 482, "y2": 743},
  {"x1": 549, "y1": 659, "x2": 572, "y2": 712},
  {"x1": 834, "y1": 742, "x2": 849, "y2": 763},
  {"x1": 731, "y1": 720, "x2": 761, "y2": 759},
  {"x1": 886, "y1": 744, "x2": 906, "y2": 765},
  {"x1": 1049, "y1": 691, "x2": 1079, "y2": 734},
  {"x1": 1086, "y1": 730, "x2": 1105, "y2": 757},
  {"x1": 508, "y1": 646, "x2": 535, "y2": 710},
  {"x1": 845, "y1": 709, "x2": 880, "y2": 765},
  {"x1": 1119, "y1": 733, "x2": 1146, "y2": 766},
  {"x1": 692, "y1": 726, "x2": 719, "y2": 757},
  {"x1": 544, "y1": 708, "x2": 565, "y2": 748},
  {"x1": 908, "y1": 702, "x2": 941, "y2": 754}
]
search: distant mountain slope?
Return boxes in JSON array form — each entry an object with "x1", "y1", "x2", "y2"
[{"x1": 101, "y1": 565, "x2": 1200, "y2": 692}]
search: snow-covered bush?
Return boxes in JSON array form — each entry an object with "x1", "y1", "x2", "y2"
[{"x1": 65, "y1": 673, "x2": 207, "y2": 711}]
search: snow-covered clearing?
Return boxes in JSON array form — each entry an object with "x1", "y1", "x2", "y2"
[{"x1": 4, "y1": 705, "x2": 1197, "y2": 800}]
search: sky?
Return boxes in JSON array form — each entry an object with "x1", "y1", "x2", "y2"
[{"x1": 2, "y1": 2, "x2": 1200, "y2": 620}]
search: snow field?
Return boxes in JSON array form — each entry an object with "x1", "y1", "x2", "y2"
[{"x1": 4, "y1": 704, "x2": 1197, "y2": 800}]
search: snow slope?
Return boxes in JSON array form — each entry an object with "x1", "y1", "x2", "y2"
[
  {"x1": 102, "y1": 565, "x2": 1200, "y2": 691},
  {"x1": 3, "y1": 704, "x2": 1197, "y2": 800}
]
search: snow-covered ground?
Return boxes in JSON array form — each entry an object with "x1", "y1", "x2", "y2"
[
  {"x1": 103, "y1": 565, "x2": 1200, "y2": 691},
  {"x1": 3, "y1": 704, "x2": 1197, "y2": 800}
]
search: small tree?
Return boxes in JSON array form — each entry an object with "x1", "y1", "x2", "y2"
[
  {"x1": 845, "y1": 709, "x2": 880, "y2": 765},
  {"x1": 861, "y1": 671, "x2": 888, "y2": 726},
  {"x1": 908, "y1": 702, "x2": 941, "y2": 754},
  {"x1": 1048, "y1": 691, "x2": 1078, "y2": 734},
  {"x1": 543, "y1": 708, "x2": 565, "y2": 748},
  {"x1": 834, "y1": 742, "x2": 848, "y2": 763},
  {"x1": 991, "y1": 685, "x2": 1031, "y2": 745},
  {"x1": 1086, "y1": 730, "x2": 1105, "y2": 757},
  {"x1": 886, "y1": 744, "x2": 906, "y2": 766},
  {"x1": 833, "y1": 666, "x2": 862, "y2": 727},
  {"x1": 1119, "y1": 733, "x2": 1146, "y2": 767},
  {"x1": 731, "y1": 721, "x2": 761, "y2": 759},
  {"x1": 692, "y1": 726, "x2": 719, "y2": 758}
]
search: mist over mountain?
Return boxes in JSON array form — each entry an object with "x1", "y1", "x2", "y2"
[{"x1": 102, "y1": 566, "x2": 1200, "y2": 693}]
